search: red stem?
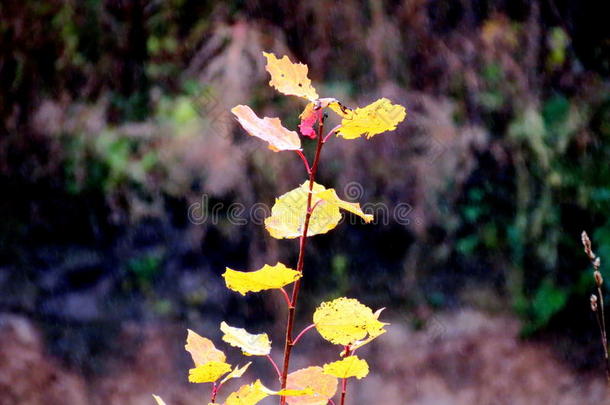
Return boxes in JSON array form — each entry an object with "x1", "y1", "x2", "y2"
[
  {"x1": 323, "y1": 125, "x2": 341, "y2": 143},
  {"x1": 279, "y1": 115, "x2": 326, "y2": 404},
  {"x1": 295, "y1": 150, "x2": 311, "y2": 174},
  {"x1": 267, "y1": 354, "x2": 282, "y2": 381},
  {"x1": 279, "y1": 288, "x2": 291, "y2": 307},
  {"x1": 211, "y1": 382, "x2": 218, "y2": 403},
  {"x1": 339, "y1": 346, "x2": 352, "y2": 405},
  {"x1": 292, "y1": 323, "x2": 316, "y2": 346}
]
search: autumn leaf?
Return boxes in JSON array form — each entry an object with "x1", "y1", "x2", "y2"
[
  {"x1": 185, "y1": 329, "x2": 226, "y2": 366},
  {"x1": 225, "y1": 380, "x2": 313, "y2": 405},
  {"x1": 343, "y1": 308, "x2": 387, "y2": 354},
  {"x1": 220, "y1": 362, "x2": 252, "y2": 385},
  {"x1": 231, "y1": 105, "x2": 301, "y2": 152},
  {"x1": 298, "y1": 103, "x2": 321, "y2": 138},
  {"x1": 225, "y1": 380, "x2": 269, "y2": 405},
  {"x1": 330, "y1": 98, "x2": 406, "y2": 139},
  {"x1": 188, "y1": 361, "x2": 232, "y2": 383},
  {"x1": 223, "y1": 262, "x2": 301, "y2": 295},
  {"x1": 220, "y1": 322, "x2": 272, "y2": 356},
  {"x1": 313, "y1": 297, "x2": 388, "y2": 346},
  {"x1": 285, "y1": 366, "x2": 338, "y2": 405},
  {"x1": 263, "y1": 52, "x2": 319, "y2": 101},
  {"x1": 264, "y1": 181, "x2": 342, "y2": 239},
  {"x1": 314, "y1": 188, "x2": 373, "y2": 223},
  {"x1": 323, "y1": 356, "x2": 369, "y2": 379},
  {"x1": 152, "y1": 395, "x2": 167, "y2": 405}
]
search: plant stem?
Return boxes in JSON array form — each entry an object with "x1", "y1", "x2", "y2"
[
  {"x1": 340, "y1": 378, "x2": 348, "y2": 405},
  {"x1": 279, "y1": 115, "x2": 326, "y2": 404},
  {"x1": 279, "y1": 287, "x2": 292, "y2": 307},
  {"x1": 597, "y1": 287, "x2": 610, "y2": 383},
  {"x1": 267, "y1": 354, "x2": 282, "y2": 381},
  {"x1": 339, "y1": 346, "x2": 352, "y2": 405},
  {"x1": 211, "y1": 382, "x2": 218, "y2": 403},
  {"x1": 292, "y1": 323, "x2": 316, "y2": 346}
]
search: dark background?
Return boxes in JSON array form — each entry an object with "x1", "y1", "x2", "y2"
[{"x1": 1, "y1": 0, "x2": 609, "y2": 403}]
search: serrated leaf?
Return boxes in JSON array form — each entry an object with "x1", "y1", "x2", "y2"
[
  {"x1": 188, "y1": 361, "x2": 232, "y2": 383},
  {"x1": 225, "y1": 380, "x2": 269, "y2": 405},
  {"x1": 220, "y1": 362, "x2": 252, "y2": 385},
  {"x1": 285, "y1": 366, "x2": 338, "y2": 405},
  {"x1": 152, "y1": 394, "x2": 167, "y2": 405},
  {"x1": 313, "y1": 297, "x2": 388, "y2": 346},
  {"x1": 185, "y1": 329, "x2": 226, "y2": 366},
  {"x1": 220, "y1": 322, "x2": 272, "y2": 356},
  {"x1": 323, "y1": 356, "x2": 369, "y2": 379},
  {"x1": 263, "y1": 52, "x2": 318, "y2": 101},
  {"x1": 223, "y1": 262, "x2": 301, "y2": 296},
  {"x1": 314, "y1": 188, "x2": 374, "y2": 223},
  {"x1": 330, "y1": 98, "x2": 406, "y2": 139},
  {"x1": 231, "y1": 105, "x2": 301, "y2": 152}
]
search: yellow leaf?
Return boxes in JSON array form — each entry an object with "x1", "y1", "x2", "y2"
[
  {"x1": 188, "y1": 361, "x2": 232, "y2": 383},
  {"x1": 323, "y1": 356, "x2": 369, "y2": 379},
  {"x1": 152, "y1": 394, "x2": 167, "y2": 405},
  {"x1": 285, "y1": 366, "x2": 338, "y2": 405},
  {"x1": 225, "y1": 380, "x2": 269, "y2": 405},
  {"x1": 220, "y1": 362, "x2": 252, "y2": 385},
  {"x1": 343, "y1": 328, "x2": 387, "y2": 355},
  {"x1": 330, "y1": 98, "x2": 406, "y2": 139},
  {"x1": 264, "y1": 181, "x2": 342, "y2": 239},
  {"x1": 231, "y1": 105, "x2": 301, "y2": 152},
  {"x1": 263, "y1": 52, "x2": 319, "y2": 101},
  {"x1": 220, "y1": 322, "x2": 272, "y2": 356},
  {"x1": 223, "y1": 262, "x2": 301, "y2": 296},
  {"x1": 185, "y1": 329, "x2": 226, "y2": 366},
  {"x1": 274, "y1": 388, "x2": 315, "y2": 397},
  {"x1": 314, "y1": 188, "x2": 374, "y2": 223},
  {"x1": 313, "y1": 297, "x2": 388, "y2": 346}
]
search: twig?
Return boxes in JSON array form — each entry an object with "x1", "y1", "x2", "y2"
[
  {"x1": 292, "y1": 324, "x2": 316, "y2": 346},
  {"x1": 279, "y1": 288, "x2": 292, "y2": 307},
  {"x1": 267, "y1": 354, "x2": 282, "y2": 381},
  {"x1": 295, "y1": 150, "x2": 311, "y2": 174},
  {"x1": 339, "y1": 346, "x2": 352, "y2": 405},
  {"x1": 582, "y1": 231, "x2": 610, "y2": 384},
  {"x1": 279, "y1": 115, "x2": 326, "y2": 404}
]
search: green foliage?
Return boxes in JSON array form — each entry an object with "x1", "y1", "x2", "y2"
[{"x1": 127, "y1": 252, "x2": 163, "y2": 287}]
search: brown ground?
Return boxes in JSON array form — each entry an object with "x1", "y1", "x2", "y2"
[{"x1": 0, "y1": 309, "x2": 607, "y2": 405}]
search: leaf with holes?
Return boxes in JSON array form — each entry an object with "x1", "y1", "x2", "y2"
[
  {"x1": 313, "y1": 297, "x2": 388, "y2": 346},
  {"x1": 263, "y1": 52, "x2": 319, "y2": 101}
]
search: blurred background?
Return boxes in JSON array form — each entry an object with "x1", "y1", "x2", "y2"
[{"x1": 1, "y1": 0, "x2": 610, "y2": 404}]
